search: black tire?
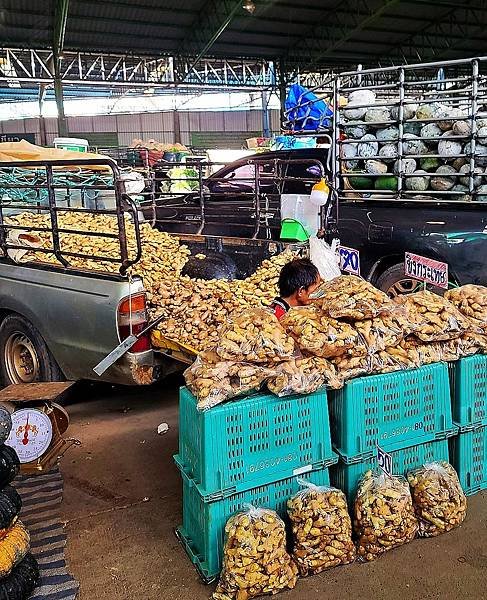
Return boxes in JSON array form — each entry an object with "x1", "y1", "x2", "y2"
[
  {"x1": 376, "y1": 263, "x2": 452, "y2": 298},
  {"x1": 0, "y1": 314, "x2": 64, "y2": 387}
]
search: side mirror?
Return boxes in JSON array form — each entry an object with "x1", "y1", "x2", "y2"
[{"x1": 306, "y1": 166, "x2": 322, "y2": 178}]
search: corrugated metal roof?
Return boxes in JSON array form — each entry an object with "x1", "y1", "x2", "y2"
[{"x1": 1, "y1": 0, "x2": 486, "y2": 69}]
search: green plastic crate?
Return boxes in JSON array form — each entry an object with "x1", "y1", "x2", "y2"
[
  {"x1": 448, "y1": 356, "x2": 487, "y2": 431},
  {"x1": 176, "y1": 466, "x2": 331, "y2": 583},
  {"x1": 450, "y1": 424, "x2": 487, "y2": 496},
  {"x1": 331, "y1": 438, "x2": 451, "y2": 502},
  {"x1": 329, "y1": 364, "x2": 455, "y2": 462},
  {"x1": 176, "y1": 386, "x2": 336, "y2": 501}
]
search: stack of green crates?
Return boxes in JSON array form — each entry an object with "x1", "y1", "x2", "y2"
[
  {"x1": 175, "y1": 386, "x2": 338, "y2": 582},
  {"x1": 449, "y1": 355, "x2": 487, "y2": 495},
  {"x1": 329, "y1": 364, "x2": 457, "y2": 501}
]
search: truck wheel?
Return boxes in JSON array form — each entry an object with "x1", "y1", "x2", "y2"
[
  {"x1": 376, "y1": 263, "x2": 452, "y2": 298},
  {"x1": 0, "y1": 315, "x2": 63, "y2": 386},
  {"x1": 375, "y1": 264, "x2": 422, "y2": 297}
]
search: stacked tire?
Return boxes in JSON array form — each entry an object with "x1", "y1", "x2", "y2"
[{"x1": 0, "y1": 408, "x2": 39, "y2": 599}]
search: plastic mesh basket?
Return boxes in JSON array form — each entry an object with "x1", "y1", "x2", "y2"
[
  {"x1": 450, "y1": 424, "x2": 487, "y2": 496},
  {"x1": 329, "y1": 364, "x2": 454, "y2": 462},
  {"x1": 448, "y1": 356, "x2": 487, "y2": 431},
  {"x1": 176, "y1": 466, "x2": 331, "y2": 582},
  {"x1": 331, "y1": 438, "x2": 451, "y2": 502},
  {"x1": 176, "y1": 386, "x2": 336, "y2": 500}
]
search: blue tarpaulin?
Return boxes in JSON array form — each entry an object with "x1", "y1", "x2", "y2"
[{"x1": 285, "y1": 84, "x2": 333, "y2": 131}]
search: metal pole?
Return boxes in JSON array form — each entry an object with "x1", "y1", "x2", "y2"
[
  {"x1": 54, "y1": 77, "x2": 69, "y2": 137},
  {"x1": 278, "y1": 59, "x2": 287, "y2": 127},
  {"x1": 261, "y1": 90, "x2": 270, "y2": 137},
  {"x1": 173, "y1": 109, "x2": 181, "y2": 144},
  {"x1": 53, "y1": 0, "x2": 70, "y2": 138},
  {"x1": 38, "y1": 84, "x2": 48, "y2": 146}
]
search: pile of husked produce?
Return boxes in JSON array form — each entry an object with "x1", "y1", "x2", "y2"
[
  {"x1": 4, "y1": 212, "x2": 487, "y2": 410},
  {"x1": 3, "y1": 212, "x2": 297, "y2": 354},
  {"x1": 340, "y1": 89, "x2": 487, "y2": 200}
]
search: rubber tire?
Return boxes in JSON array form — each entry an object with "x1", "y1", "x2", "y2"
[
  {"x1": 375, "y1": 263, "x2": 451, "y2": 297},
  {"x1": 0, "y1": 314, "x2": 64, "y2": 387}
]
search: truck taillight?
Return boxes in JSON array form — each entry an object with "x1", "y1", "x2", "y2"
[{"x1": 117, "y1": 293, "x2": 151, "y2": 353}]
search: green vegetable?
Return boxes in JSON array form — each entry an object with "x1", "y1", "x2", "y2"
[
  {"x1": 348, "y1": 176, "x2": 373, "y2": 190},
  {"x1": 375, "y1": 176, "x2": 398, "y2": 191}
]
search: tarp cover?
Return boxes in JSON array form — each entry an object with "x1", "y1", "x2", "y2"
[
  {"x1": 285, "y1": 84, "x2": 333, "y2": 131},
  {"x1": 0, "y1": 140, "x2": 110, "y2": 169}
]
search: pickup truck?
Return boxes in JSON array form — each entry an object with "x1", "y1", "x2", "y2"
[{"x1": 0, "y1": 156, "x2": 178, "y2": 387}]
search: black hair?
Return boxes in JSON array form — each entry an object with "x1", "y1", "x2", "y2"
[{"x1": 278, "y1": 258, "x2": 319, "y2": 298}]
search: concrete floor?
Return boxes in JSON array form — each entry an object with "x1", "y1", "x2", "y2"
[{"x1": 61, "y1": 378, "x2": 487, "y2": 600}]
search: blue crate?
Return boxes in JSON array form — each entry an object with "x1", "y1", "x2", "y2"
[
  {"x1": 331, "y1": 438, "x2": 451, "y2": 502},
  {"x1": 329, "y1": 364, "x2": 455, "y2": 462},
  {"x1": 176, "y1": 386, "x2": 337, "y2": 501},
  {"x1": 176, "y1": 466, "x2": 331, "y2": 583},
  {"x1": 448, "y1": 356, "x2": 487, "y2": 431},
  {"x1": 450, "y1": 424, "x2": 487, "y2": 496}
]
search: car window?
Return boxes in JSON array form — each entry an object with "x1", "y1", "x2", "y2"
[{"x1": 224, "y1": 163, "x2": 255, "y2": 183}]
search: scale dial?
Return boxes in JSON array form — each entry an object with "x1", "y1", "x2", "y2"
[{"x1": 6, "y1": 409, "x2": 53, "y2": 463}]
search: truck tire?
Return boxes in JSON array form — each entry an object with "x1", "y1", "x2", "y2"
[
  {"x1": 0, "y1": 315, "x2": 64, "y2": 386},
  {"x1": 375, "y1": 263, "x2": 453, "y2": 298}
]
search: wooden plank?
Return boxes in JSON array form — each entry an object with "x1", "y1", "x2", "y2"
[{"x1": 0, "y1": 382, "x2": 75, "y2": 403}]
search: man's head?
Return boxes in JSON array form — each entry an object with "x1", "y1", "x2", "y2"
[{"x1": 278, "y1": 258, "x2": 320, "y2": 306}]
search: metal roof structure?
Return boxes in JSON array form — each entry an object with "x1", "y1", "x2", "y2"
[
  {"x1": 2, "y1": 1, "x2": 487, "y2": 67},
  {"x1": 0, "y1": 0, "x2": 486, "y2": 102}
]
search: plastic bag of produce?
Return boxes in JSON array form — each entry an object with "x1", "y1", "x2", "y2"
[
  {"x1": 213, "y1": 505, "x2": 298, "y2": 600},
  {"x1": 369, "y1": 345, "x2": 421, "y2": 374},
  {"x1": 287, "y1": 480, "x2": 355, "y2": 576},
  {"x1": 267, "y1": 356, "x2": 343, "y2": 396},
  {"x1": 281, "y1": 305, "x2": 363, "y2": 358},
  {"x1": 354, "y1": 470, "x2": 418, "y2": 562},
  {"x1": 399, "y1": 338, "x2": 442, "y2": 366},
  {"x1": 343, "y1": 89, "x2": 376, "y2": 120},
  {"x1": 313, "y1": 275, "x2": 394, "y2": 320},
  {"x1": 445, "y1": 285, "x2": 487, "y2": 331},
  {"x1": 330, "y1": 353, "x2": 371, "y2": 381},
  {"x1": 394, "y1": 290, "x2": 473, "y2": 342},
  {"x1": 354, "y1": 309, "x2": 411, "y2": 353},
  {"x1": 403, "y1": 134, "x2": 428, "y2": 156},
  {"x1": 357, "y1": 134, "x2": 378, "y2": 158},
  {"x1": 364, "y1": 106, "x2": 391, "y2": 125},
  {"x1": 407, "y1": 462, "x2": 467, "y2": 537},
  {"x1": 460, "y1": 331, "x2": 487, "y2": 353},
  {"x1": 185, "y1": 351, "x2": 277, "y2": 411},
  {"x1": 216, "y1": 308, "x2": 295, "y2": 363},
  {"x1": 437, "y1": 332, "x2": 487, "y2": 361}
]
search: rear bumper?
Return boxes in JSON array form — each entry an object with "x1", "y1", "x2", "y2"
[{"x1": 98, "y1": 349, "x2": 184, "y2": 385}]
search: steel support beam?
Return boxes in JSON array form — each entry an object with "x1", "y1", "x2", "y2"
[
  {"x1": 181, "y1": 0, "x2": 243, "y2": 73},
  {"x1": 53, "y1": 0, "x2": 70, "y2": 137},
  {"x1": 0, "y1": 48, "x2": 275, "y2": 91},
  {"x1": 387, "y1": 2, "x2": 487, "y2": 62},
  {"x1": 287, "y1": 0, "x2": 401, "y2": 66}
]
